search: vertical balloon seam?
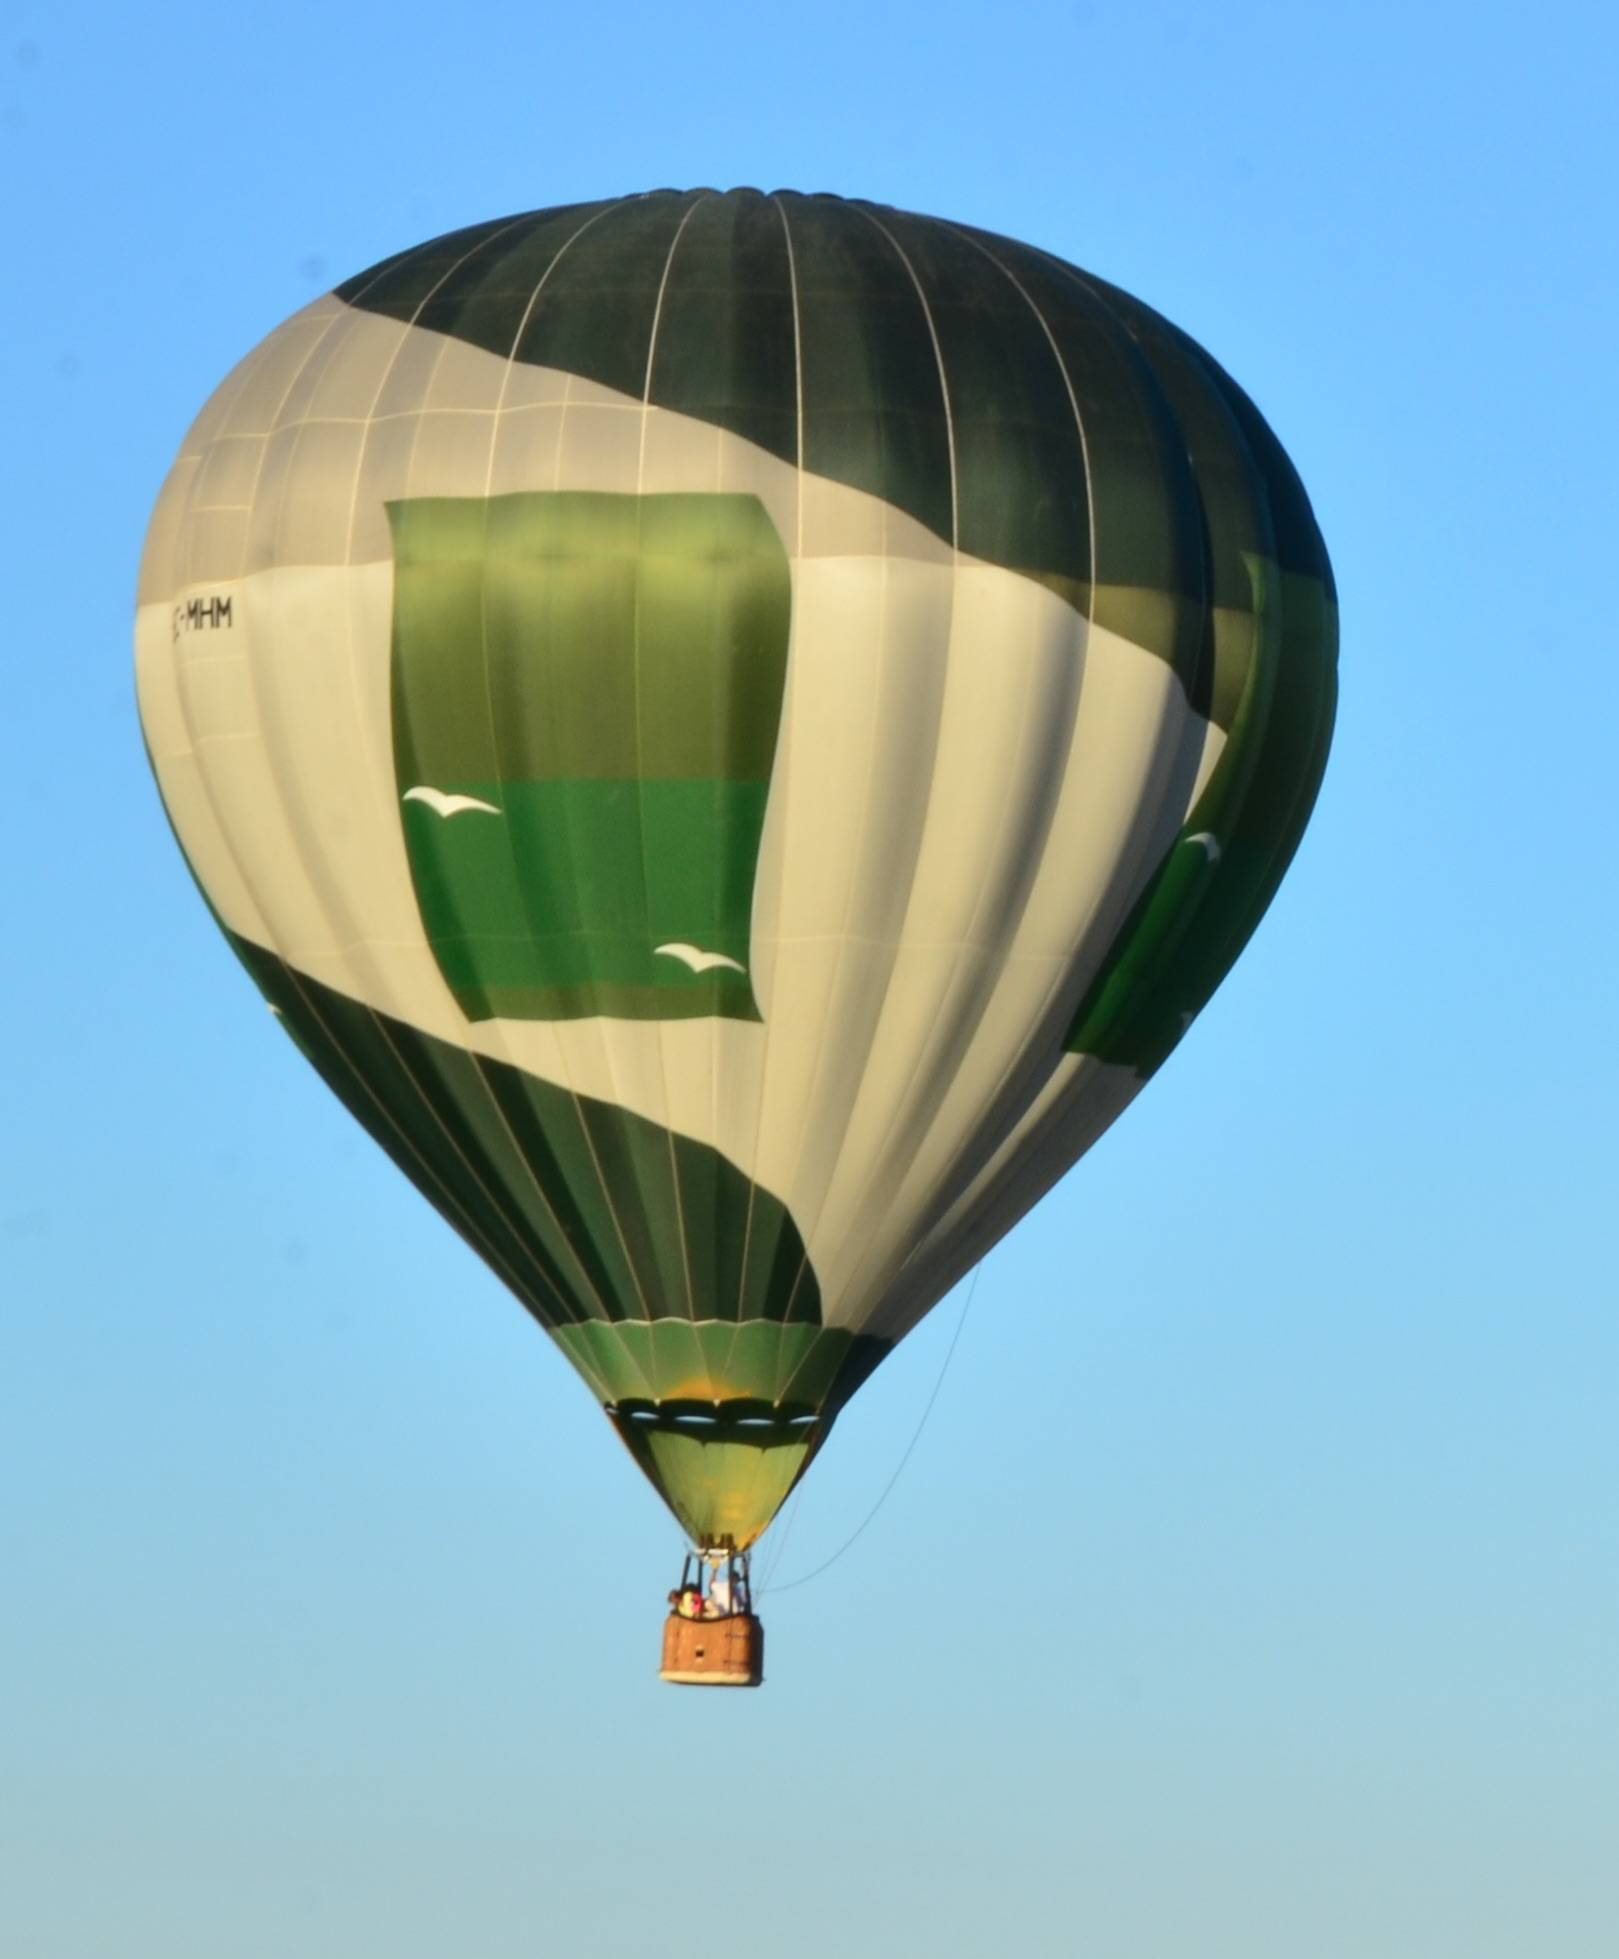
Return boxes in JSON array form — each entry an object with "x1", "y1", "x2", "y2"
[
  {"x1": 535, "y1": 198, "x2": 717, "y2": 1376},
  {"x1": 452, "y1": 196, "x2": 656, "y2": 1356},
  {"x1": 808, "y1": 502, "x2": 1083, "y2": 1296},
  {"x1": 705, "y1": 202, "x2": 815, "y2": 1410},
  {"x1": 1061, "y1": 241, "x2": 1212, "y2": 692},
  {"x1": 455, "y1": 200, "x2": 677, "y2": 1393},
  {"x1": 697, "y1": 210, "x2": 803, "y2": 1349},
  {"x1": 768, "y1": 473, "x2": 910, "y2": 1344},
  {"x1": 764, "y1": 200, "x2": 916, "y2": 1357},
  {"x1": 457, "y1": 202, "x2": 647, "y2": 1344},
  {"x1": 1033, "y1": 243, "x2": 1216, "y2": 1007},
  {"x1": 752, "y1": 193, "x2": 824, "y2": 1408},
  {"x1": 772, "y1": 199, "x2": 964, "y2": 1349},
  {"x1": 716, "y1": 193, "x2": 805, "y2": 1385},
  {"x1": 635, "y1": 194, "x2": 712, "y2": 1327},
  {"x1": 466, "y1": 1068, "x2": 627, "y2": 1327},
  {"x1": 931, "y1": 215, "x2": 1100, "y2": 623},
  {"x1": 927, "y1": 227, "x2": 1122, "y2": 1057}
]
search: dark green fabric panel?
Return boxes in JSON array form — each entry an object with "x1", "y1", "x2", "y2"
[
  {"x1": 333, "y1": 191, "x2": 1330, "y2": 725},
  {"x1": 1064, "y1": 567, "x2": 1337, "y2": 1074},
  {"x1": 646, "y1": 191, "x2": 799, "y2": 463},
  {"x1": 1164, "y1": 570, "x2": 1338, "y2": 1017},
  {"x1": 508, "y1": 194, "x2": 697, "y2": 393},
  {"x1": 609, "y1": 1409, "x2": 822, "y2": 1549},
  {"x1": 949, "y1": 223, "x2": 1212, "y2": 683},
  {"x1": 334, "y1": 209, "x2": 592, "y2": 315},
  {"x1": 1030, "y1": 264, "x2": 1337, "y2": 1075},
  {"x1": 389, "y1": 490, "x2": 789, "y2": 1024},
  {"x1": 780, "y1": 197, "x2": 956, "y2": 546},
  {"x1": 1094, "y1": 279, "x2": 1337, "y2": 595},
  {"x1": 871, "y1": 207, "x2": 1092, "y2": 595},
  {"x1": 225, "y1": 934, "x2": 822, "y2": 1334},
  {"x1": 553, "y1": 1320, "x2": 884, "y2": 1412},
  {"x1": 406, "y1": 203, "x2": 630, "y2": 355}
]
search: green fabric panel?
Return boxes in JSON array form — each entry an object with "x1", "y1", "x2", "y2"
[
  {"x1": 550, "y1": 1321, "x2": 884, "y2": 1411},
  {"x1": 636, "y1": 1319, "x2": 697, "y2": 1397},
  {"x1": 1064, "y1": 566, "x2": 1338, "y2": 1074},
  {"x1": 609, "y1": 1413, "x2": 821, "y2": 1551},
  {"x1": 223, "y1": 934, "x2": 823, "y2": 1334},
  {"x1": 399, "y1": 780, "x2": 763, "y2": 1022},
  {"x1": 388, "y1": 490, "x2": 789, "y2": 1024}
]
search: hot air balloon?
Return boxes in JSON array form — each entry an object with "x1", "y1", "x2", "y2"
[{"x1": 136, "y1": 190, "x2": 1336, "y2": 1686}]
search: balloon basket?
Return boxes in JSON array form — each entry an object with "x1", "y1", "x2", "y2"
[
  {"x1": 660, "y1": 1547, "x2": 763, "y2": 1687},
  {"x1": 659, "y1": 1609, "x2": 764, "y2": 1688}
]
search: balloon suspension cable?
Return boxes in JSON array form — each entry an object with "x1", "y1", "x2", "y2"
[{"x1": 761, "y1": 1259, "x2": 982, "y2": 1596}]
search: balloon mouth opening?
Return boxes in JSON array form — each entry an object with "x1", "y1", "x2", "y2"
[{"x1": 608, "y1": 1401, "x2": 832, "y2": 1551}]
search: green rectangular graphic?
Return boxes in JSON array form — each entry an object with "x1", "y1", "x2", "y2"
[{"x1": 388, "y1": 491, "x2": 791, "y2": 1023}]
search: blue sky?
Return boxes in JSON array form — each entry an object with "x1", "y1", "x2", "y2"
[{"x1": 3, "y1": 2, "x2": 1616, "y2": 1953}]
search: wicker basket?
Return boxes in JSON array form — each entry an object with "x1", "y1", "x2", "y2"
[{"x1": 660, "y1": 1611, "x2": 764, "y2": 1687}]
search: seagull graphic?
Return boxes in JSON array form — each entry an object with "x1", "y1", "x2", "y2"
[
  {"x1": 403, "y1": 785, "x2": 503, "y2": 819},
  {"x1": 1185, "y1": 831, "x2": 1222, "y2": 862},
  {"x1": 655, "y1": 942, "x2": 747, "y2": 976}
]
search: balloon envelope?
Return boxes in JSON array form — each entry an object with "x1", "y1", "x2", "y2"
[{"x1": 136, "y1": 191, "x2": 1336, "y2": 1549}]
